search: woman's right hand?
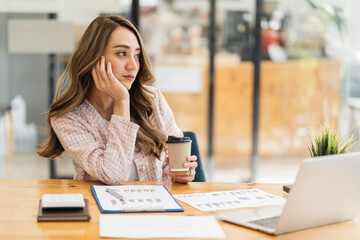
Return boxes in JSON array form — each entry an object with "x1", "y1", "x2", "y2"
[
  {"x1": 91, "y1": 56, "x2": 131, "y2": 119},
  {"x1": 91, "y1": 56, "x2": 129, "y2": 102}
]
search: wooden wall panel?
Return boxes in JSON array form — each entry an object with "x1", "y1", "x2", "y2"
[
  {"x1": 214, "y1": 63, "x2": 253, "y2": 160},
  {"x1": 161, "y1": 58, "x2": 341, "y2": 165},
  {"x1": 162, "y1": 68, "x2": 209, "y2": 161}
]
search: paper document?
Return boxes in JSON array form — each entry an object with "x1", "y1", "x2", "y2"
[
  {"x1": 99, "y1": 215, "x2": 225, "y2": 238},
  {"x1": 174, "y1": 188, "x2": 286, "y2": 211},
  {"x1": 91, "y1": 185, "x2": 183, "y2": 213}
]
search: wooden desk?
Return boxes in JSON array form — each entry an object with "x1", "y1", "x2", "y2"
[{"x1": 0, "y1": 179, "x2": 358, "y2": 239}]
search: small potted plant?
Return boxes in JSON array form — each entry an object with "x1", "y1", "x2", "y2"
[
  {"x1": 284, "y1": 121, "x2": 356, "y2": 194},
  {"x1": 308, "y1": 122, "x2": 357, "y2": 157}
]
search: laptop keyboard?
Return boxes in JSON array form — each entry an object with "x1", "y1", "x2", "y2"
[{"x1": 248, "y1": 216, "x2": 280, "y2": 229}]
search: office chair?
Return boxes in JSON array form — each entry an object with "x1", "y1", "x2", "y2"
[
  {"x1": 49, "y1": 158, "x2": 73, "y2": 179},
  {"x1": 183, "y1": 131, "x2": 207, "y2": 182}
]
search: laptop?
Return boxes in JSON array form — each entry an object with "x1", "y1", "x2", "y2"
[{"x1": 217, "y1": 152, "x2": 360, "y2": 235}]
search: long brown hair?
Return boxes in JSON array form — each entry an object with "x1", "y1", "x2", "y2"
[{"x1": 38, "y1": 15, "x2": 167, "y2": 159}]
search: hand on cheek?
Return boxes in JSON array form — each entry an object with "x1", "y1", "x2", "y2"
[{"x1": 91, "y1": 56, "x2": 129, "y2": 101}]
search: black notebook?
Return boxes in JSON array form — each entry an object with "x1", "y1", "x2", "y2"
[{"x1": 37, "y1": 199, "x2": 91, "y2": 222}]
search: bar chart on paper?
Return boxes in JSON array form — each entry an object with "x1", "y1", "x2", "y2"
[
  {"x1": 91, "y1": 185, "x2": 183, "y2": 213},
  {"x1": 109, "y1": 187, "x2": 162, "y2": 206},
  {"x1": 174, "y1": 189, "x2": 286, "y2": 211}
]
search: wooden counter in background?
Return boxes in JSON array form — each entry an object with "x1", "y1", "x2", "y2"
[{"x1": 162, "y1": 58, "x2": 341, "y2": 165}]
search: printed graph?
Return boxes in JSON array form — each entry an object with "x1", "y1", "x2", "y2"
[
  {"x1": 174, "y1": 189, "x2": 286, "y2": 211},
  {"x1": 92, "y1": 185, "x2": 182, "y2": 212}
]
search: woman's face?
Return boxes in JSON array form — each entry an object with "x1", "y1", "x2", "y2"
[{"x1": 102, "y1": 26, "x2": 141, "y2": 90}]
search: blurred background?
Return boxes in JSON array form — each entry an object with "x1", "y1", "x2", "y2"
[{"x1": 1, "y1": 0, "x2": 360, "y2": 183}]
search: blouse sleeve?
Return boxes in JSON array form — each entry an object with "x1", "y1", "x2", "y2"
[{"x1": 51, "y1": 114, "x2": 139, "y2": 185}]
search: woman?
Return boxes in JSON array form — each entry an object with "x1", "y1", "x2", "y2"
[{"x1": 38, "y1": 15, "x2": 197, "y2": 185}]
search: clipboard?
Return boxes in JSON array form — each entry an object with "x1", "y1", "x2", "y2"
[{"x1": 91, "y1": 185, "x2": 184, "y2": 213}]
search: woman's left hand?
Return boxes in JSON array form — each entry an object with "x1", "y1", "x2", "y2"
[{"x1": 166, "y1": 155, "x2": 198, "y2": 183}]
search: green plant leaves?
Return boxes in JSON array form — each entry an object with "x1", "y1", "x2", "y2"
[
  {"x1": 308, "y1": 122, "x2": 357, "y2": 157},
  {"x1": 305, "y1": 0, "x2": 348, "y2": 37}
]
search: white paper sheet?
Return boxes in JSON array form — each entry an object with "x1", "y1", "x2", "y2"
[
  {"x1": 174, "y1": 188, "x2": 286, "y2": 211},
  {"x1": 99, "y1": 215, "x2": 225, "y2": 238}
]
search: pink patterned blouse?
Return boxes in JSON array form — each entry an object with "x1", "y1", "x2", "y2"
[{"x1": 51, "y1": 86, "x2": 182, "y2": 185}]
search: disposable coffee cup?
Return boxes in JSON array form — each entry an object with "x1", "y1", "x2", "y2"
[{"x1": 167, "y1": 136, "x2": 192, "y2": 171}]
